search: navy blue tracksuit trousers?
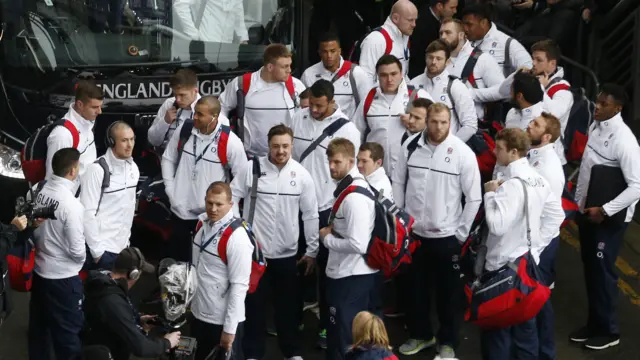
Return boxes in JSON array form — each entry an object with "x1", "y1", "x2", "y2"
[
  {"x1": 577, "y1": 215, "x2": 628, "y2": 336},
  {"x1": 406, "y1": 235, "x2": 464, "y2": 348},
  {"x1": 28, "y1": 273, "x2": 84, "y2": 360},
  {"x1": 537, "y1": 236, "x2": 560, "y2": 360},
  {"x1": 481, "y1": 317, "x2": 539, "y2": 360},
  {"x1": 326, "y1": 273, "x2": 377, "y2": 360}
]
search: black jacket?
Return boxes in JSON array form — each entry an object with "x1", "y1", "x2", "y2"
[
  {"x1": 408, "y1": 4, "x2": 441, "y2": 79},
  {"x1": 83, "y1": 271, "x2": 170, "y2": 360}
]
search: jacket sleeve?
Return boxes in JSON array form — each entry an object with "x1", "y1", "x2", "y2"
[
  {"x1": 172, "y1": 0, "x2": 199, "y2": 39},
  {"x1": 301, "y1": 68, "x2": 315, "y2": 88},
  {"x1": 358, "y1": 32, "x2": 386, "y2": 82},
  {"x1": 542, "y1": 86, "x2": 573, "y2": 130},
  {"x1": 350, "y1": 102, "x2": 368, "y2": 144},
  {"x1": 504, "y1": 109, "x2": 519, "y2": 129},
  {"x1": 232, "y1": 0, "x2": 248, "y2": 41},
  {"x1": 148, "y1": 98, "x2": 175, "y2": 147},
  {"x1": 354, "y1": 67, "x2": 374, "y2": 104},
  {"x1": 79, "y1": 163, "x2": 106, "y2": 259},
  {"x1": 161, "y1": 124, "x2": 183, "y2": 204},
  {"x1": 46, "y1": 126, "x2": 74, "y2": 180},
  {"x1": 324, "y1": 193, "x2": 375, "y2": 254},
  {"x1": 602, "y1": 138, "x2": 640, "y2": 216},
  {"x1": 300, "y1": 172, "x2": 320, "y2": 258},
  {"x1": 345, "y1": 123, "x2": 362, "y2": 158},
  {"x1": 63, "y1": 202, "x2": 86, "y2": 263},
  {"x1": 484, "y1": 180, "x2": 522, "y2": 236},
  {"x1": 540, "y1": 191, "x2": 564, "y2": 244},
  {"x1": 456, "y1": 150, "x2": 482, "y2": 241},
  {"x1": 452, "y1": 81, "x2": 478, "y2": 142},
  {"x1": 226, "y1": 134, "x2": 249, "y2": 179},
  {"x1": 230, "y1": 159, "x2": 251, "y2": 218},
  {"x1": 479, "y1": 53, "x2": 506, "y2": 88},
  {"x1": 219, "y1": 76, "x2": 240, "y2": 117},
  {"x1": 508, "y1": 38, "x2": 533, "y2": 72},
  {"x1": 224, "y1": 229, "x2": 253, "y2": 334},
  {"x1": 472, "y1": 69, "x2": 515, "y2": 103},
  {"x1": 103, "y1": 295, "x2": 171, "y2": 357},
  {"x1": 416, "y1": 88, "x2": 434, "y2": 103},
  {"x1": 391, "y1": 145, "x2": 409, "y2": 208}
]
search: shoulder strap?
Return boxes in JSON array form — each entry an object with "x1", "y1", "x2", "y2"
[
  {"x1": 299, "y1": 118, "x2": 349, "y2": 163},
  {"x1": 461, "y1": 49, "x2": 482, "y2": 88},
  {"x1": 241, "y1": 73, "x2": 252, "y2": 97},
  {"x1": 94, "y1": 157, "x2": 110, "y2": 216},
  {"x1": 247, "y1": 159, "x2": 262, "y2": 225},
  {"x1": 377, "y1": 28, "x2": 393, "y2": 55},
  {"x1": 217, "y1": 125, "x2": 231, "y2": 167},
  {"x1": 447, "y1": 76, "x2": 457, "y2": 114},
  {"x1": 330, "y1": 184, "x2": 375, "y2": 224},
  {"x1": 404, "y1": 134, "x2": 421, "y2": 194},
  {"x1": 503, "y1": 37, "x2": 514, "y2": 75},
  {"x1": 363, "y1": 88, "x2": 377, "y2": 118},
  {"x1": 285, "y1": 75, "x2": 298, "y2": 107},
  {"x1": 332, "y1": 61, "x2": 353, "y2": 83},
  {"x1": 349, "y1": 63, "x2": 360, "y2": 106},
  {"x1": 62, "y1": 120, "x2": 80, "y2": 149},
  {"x1": 218, "y1": 219, "x2": 245, "y2": 264},
  {"x1": 513, "y1": 177, "x2": 531, "y2": 249},
  {"x1": 177, "y1": 120, "x2": 194, "y2": 154},
  {"x1": 406, "y1": 85, "x2": 419, "y2": 113}
]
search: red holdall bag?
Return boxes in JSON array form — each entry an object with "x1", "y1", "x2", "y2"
[
  {"x1": 464, "y1": 177, "x2": 550, "y2": 329},
  {"x1": 7, "y1": 238, "x2": 36, "y2": 292}
]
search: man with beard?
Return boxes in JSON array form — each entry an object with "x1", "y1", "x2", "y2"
[
  {"x1": 321, "y1": 138, "x2": 377, "y2": 360},
  {"x1": 353, "y1": 55, "x2": 432, "y2": 175},
  {"x1": 290, "y1": 79, "x2": 361, "y2": 348},
  {"x1": 302, "y1": 32, "x2": 372, "y2": 119},
  {"x1": 230, "y1": 124, "x2": 319, "y2": 360},
  {"x1": 525, "y1": 113, "x2": 565, "y2": 360},
  {"x1": 359, "y1": 0, "x2": 418, "y2": 81},
  {"x1": 410, "y1": 40, "x2": 477, "y2": 143},
  {"x1": 439, "y1": 18, "x2": 505, "y2": 120},
  {"x1": 392, "y1": 103, "x2": 481, "y2": 358},
  {"x1": 494, "y1": 71, "x2": 544, "y2": 181},
  {"x1": 81, "y1": 122, "x2": 139, "y2": 271},
  {"x1": 409, "y1": 0, "x2": 459, "y2": 79},
  {"x1": 532, "y1": 39, "x2": 574, "y2": 165}
]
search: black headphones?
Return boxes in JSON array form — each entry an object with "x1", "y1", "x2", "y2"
[
  {"x1": 128, "y1": 247, "x2": 144, "y2": 281},
  {"x1": 105, "y1": 121, "x2": 127, "y2": 148}
]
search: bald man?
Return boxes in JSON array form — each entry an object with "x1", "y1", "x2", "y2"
[
  {"x1": 358, "y1": 0, "x2": 417, "y2": 81},
  {"x1": 81, "y1": 121, "x2": 140, "y2": 271}
]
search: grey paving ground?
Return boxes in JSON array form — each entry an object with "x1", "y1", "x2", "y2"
[{"x1": 2, "y1": 223, "x2": 640, "y2": 360}]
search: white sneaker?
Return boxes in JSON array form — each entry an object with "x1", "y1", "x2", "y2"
[
  {"x1": 434, "y1": 345, "x2": 458, "y2": 360},
  {"x1": 285, "y1": 357, "x2": 303, "y2": 360},
  {"x1": 399, "y1": 337, "x2": 436, "y2": 356}
]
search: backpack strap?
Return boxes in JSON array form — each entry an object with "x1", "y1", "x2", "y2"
[
  {"x1": 363, "y1": 88, "x2": 377, "y2": 119},
  {"x1": 176, "y1": 120, "x2": 195, "y2": 164},
  {"x1": 217, "y1": 125, "x2": 231, "y2": 168},
  {"x1": 330, "y1": 184, "x2": 375, "y2": 224},
  {"x1": 461, "y1": 49, "x2": 482, "y2": 88},
  {"x1": 218, "y1": 218, "x2": 250, "y2": 264},
  {"x1": 331, "y1": 61, "x2": 353, "y2": 83},
  {"x1": 376, "y1": 28, "x2": 393, "y2": 55},
  {"x1": 54, "y1": 119, "x2": 80, "y2": 149},
  {"x1": 241, "y1": 73, "x2": 252, "y2": 97},
  {"x1": 349, "y1": 64, "x2": 360, "y2": 106},
  {"x1": 299, "y1": 118, "x2": 350, "y2": 162},
  {"x1": 36, "y1": 180, "x2": 47, "y2": 194},
  {"x1": 447, "y1": 76, "x2": 458, "y2": 118},
  {"x1": 405, "y1": 85, "x2": 419, "y2": 113},
  {"x1": 94, "y1": 157, "x2": 111, "y2": 216},
  {"x1": 404, "y1": 134, "x2": 422, "y2": 194},
  {"x1": 503, "y1": 37, "x2": 513, "y2": 76},
  {"x1": 285, "y1": 75, "x2": 298, "y2": 107},
  {"x1": 247, "y1": 159, "x2": 262, "y2": 225}
]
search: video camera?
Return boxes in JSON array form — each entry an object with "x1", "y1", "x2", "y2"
[{"x1": 14, "y1": 196, "x2": 57, "y2": 226}]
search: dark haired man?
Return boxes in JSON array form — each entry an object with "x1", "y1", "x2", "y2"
[
  {"x1": 353, "y1": 54, "x2": 432, "y2": 175},
  {"x1": 29, "y1": 148, "x2": 86, "y2": 360},
  {"x1": 231, "y1": 124, "x2": 318, "y2": 360},
  {"x1": 302, "y1": 32, "x2": 372, "y2": 119},
  {"x1": 46, "y1": 80, "x2": 103, "y2": 182},
  {"x1": 83, "y1": 247, "x2": 180, "y2": 360},
  {"x1": 290, "y1": 79, "x2": 361, "y2": 348},
  {"x1": 572, "y1": 84, "x2": 640, "y2": 350}
]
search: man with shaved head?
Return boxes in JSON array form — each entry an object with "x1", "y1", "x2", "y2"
[
  {"x1": 81, "y1": 120, "x2": 139, "y2": 271},
  {"x1": 161, "y1": 95, "x2": 247, "y2": 261},
  {"x1": 358, "y1": 0, "x2": 417, "y2": 81}
]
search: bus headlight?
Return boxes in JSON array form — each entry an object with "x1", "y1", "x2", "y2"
[{"x1": 0, "y1": 144, "x2": 25, "y2": 179}]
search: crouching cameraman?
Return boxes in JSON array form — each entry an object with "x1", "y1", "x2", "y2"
[{"x1": 82, "y1": 247, "x2": 181, "y2": 360}]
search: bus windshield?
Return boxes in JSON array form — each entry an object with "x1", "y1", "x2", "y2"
[{"x1": 0, "y1": 0, "x2": 293, "y2": 72}]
